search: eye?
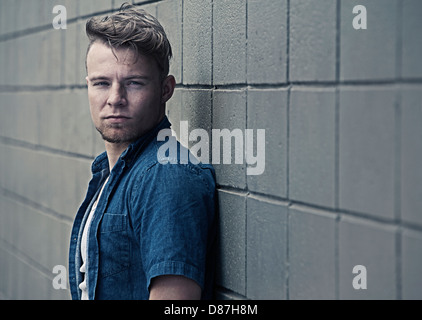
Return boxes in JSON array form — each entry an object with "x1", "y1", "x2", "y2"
[
  {"x1": 127, "y1": 80, "x2": 143, "y2": 86},
  {"x1": 93, "y1": 81, "x2": 110, "y2": 87}
]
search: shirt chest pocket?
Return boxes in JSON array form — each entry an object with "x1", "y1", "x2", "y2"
[{"x1": 97, "y1": 213, "x2": 131, "y2": 278}]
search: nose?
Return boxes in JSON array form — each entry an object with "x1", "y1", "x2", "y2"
[{"x1": 107, "y1": 84, "x2": 127, "y2": 107}]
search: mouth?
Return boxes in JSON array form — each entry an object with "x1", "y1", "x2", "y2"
[{"x1": 104, "y1": 115, "x2": 131, "y2": 123}]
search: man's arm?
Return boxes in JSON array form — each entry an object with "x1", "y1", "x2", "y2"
[{"x1": 149, "y1": 275, "x2": 202, "y2": 300}]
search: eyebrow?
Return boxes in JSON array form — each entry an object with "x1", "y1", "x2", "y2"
[{"x1": 88, "y1": 75, "x2": 151, "y2": 81}]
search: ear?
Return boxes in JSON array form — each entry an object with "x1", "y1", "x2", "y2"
[{"x1": 161, "y1": 75, "x2": 176, "y2": 104}]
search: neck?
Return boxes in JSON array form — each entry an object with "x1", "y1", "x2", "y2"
[{"x1": 105, "y1": 141, "x2": 131, "y2": 171}]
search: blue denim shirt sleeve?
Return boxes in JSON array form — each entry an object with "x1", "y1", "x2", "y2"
[{"x1": 130, "y1": 161, "x2": 216, "y2": 292}]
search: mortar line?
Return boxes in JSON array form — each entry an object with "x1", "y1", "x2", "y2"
[
  {"x1": 0, "y1": 136, "x2": 95, "y2": 161},
  {"x1": 1, "y1": 187, "x2": 74, "y2": 224}
]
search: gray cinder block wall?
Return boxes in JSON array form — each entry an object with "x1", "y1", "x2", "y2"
[{"x1": 0, "y1": 0, "x2": 421, "y2": 300}]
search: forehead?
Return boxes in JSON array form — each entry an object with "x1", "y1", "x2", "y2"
[{"x1": 86, "y1": 41, "x2": 158, "y2": 77}]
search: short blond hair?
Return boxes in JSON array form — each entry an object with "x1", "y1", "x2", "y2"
[{"x1": 85, "y1": 3, "x2": 172, "y2": 80}]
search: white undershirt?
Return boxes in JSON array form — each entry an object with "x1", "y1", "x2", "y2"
[{"x1": 79, "y1": 177, "x2": 109, "y2": 300}]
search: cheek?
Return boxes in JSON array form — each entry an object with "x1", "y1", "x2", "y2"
[
  {"x1": 129, "y1": 91, "x2": 161, "y2": 113},
  {"x1": 88, "y1": 89, "x2": 105, "y2": 106},
  {"x1": 89, "y1": 106, "x2": 100, "y2": 128},
  {"x1": 88, "y1": 94, "x2": 104, "y2": 122}
]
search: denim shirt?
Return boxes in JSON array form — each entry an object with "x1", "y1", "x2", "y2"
[{"x1": 68, "y1": 116, "x2": 217, "y2": 300}]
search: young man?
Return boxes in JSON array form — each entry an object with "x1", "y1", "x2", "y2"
[{"x1": 68, "y1": 4, "x2": 217, "y2": 300}]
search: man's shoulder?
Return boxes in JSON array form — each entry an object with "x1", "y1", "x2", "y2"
[
  {"x1": 129, "y1": 137, "x2": 215, "y2": 189},
  {"x1": 136, "y1": 134, "x2": 214, "y2": 170}
]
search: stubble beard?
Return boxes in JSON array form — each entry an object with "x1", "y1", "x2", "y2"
[{"x1": 96, "y1": 123, "x2": 140, "y2": 144}]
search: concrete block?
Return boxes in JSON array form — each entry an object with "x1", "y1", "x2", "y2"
[
  {"x1": 401, "y1": 87, "x2": 422, "y2": 226},
  {"x1": 402, "y1": 228, "x2": 422, "y2": 299},
  {"x1": 47, "y1": 29, "x2": 64, "y2": 86},
  {"x1": 18, "y1": 259, "x2": 51, "y2": 299},
  {"x1": 401, "y1": 0, "x2": 422, "y2": 78},
  {"x1": 0, "y1": 43, "x2": 6, "y2": 86},
  {"x1": 0, "y1": 144, "x2": 12, "y2": 190},
  {"x1": 212, "y1": 89, "x2": 247, "y2": 189},
  {"x1": 157, "y1": 0, "x2": 183, "y2": 83},
  {"x1": 38, "y1": 91, "x2": 63, "y2": 150},
  {"x1": 77, "y1": 20, "x2": 90, "y2": 86},
  {"x1": 165, "y1": 87, "x2": 183, "y2": 139},
  {"x1": 181, "y1": 89, "x2": 212, "y2": 130},
  {"x1": 0, "y1": 195, "x2": 7, "y2": 242},
  {"x1": 247, "y1": 0, "x2": 287, "y2": 84},
  {"x1": 0, "y1": 93, "x2": 17, "y2": 140},
  {"x1": 0, "y1": 1, "x2": 15, "y2": 35},
  {"x1": 6, "y1": 197, "x2": 65, "y2": 272},
  {"x1": 13, "y1": 0, "x2": 39, "y2": 32},
  {"x1": 63, "y1": 22, "x2": 79, "y2": 86},
  {"x1": 0, "y1": 247, "x2": 9, "y2": 298},
  {"x1": 247, "y1": 89, "x2": 288, "y2": 198},
  {"x1": 79, "y1": 0, "x2": 112, "y2": 16},
  {"x1": 246, "y1": 196, "x2": 287, "y2": 299},
  {"x1": 3, "y1": 247, "x2": 19, "y2": 298},
  {"x1": 63, "y1": 0, "x2": 80, "y2": 20},
  {"x1": 216, "y1": 190, "x2": 246, "y2": 296},
  {"x1": 15, "y1": 92, "x2": 39, "y2": 146},
  {"x1": 49, "y1": 154, "x2": 75, "y2": 216},
  {"x1": 53, "y1": 155, "x2": 92, "y2": 220},
  {"x1": 181, "y1": 89, "x2": 212, "y2": 153},
  {"x1": 0, "y1": 248, "x2": 19, "y2": 299},
  {"x1": 289, "y1": 88, "x2": 336, "y2": 208},
  {"x1": 33, "y1": 30, "x2": 53, "y2": 86},
  {"x1": 340, "y1": 0, "x2": 397, "y2": 81},
  {"x1": 339, "y1": 216, "x2": 397, "y2": 299},
  {"x1": 0, "y1": 195, "x2": 21, "y2": 248},
  {"x1": 339, "y1": 88, "x2": 396, "y2": 219},
  {"x1": 2, "y1": 146, "x2": 51, "y2": 210},
  {"x1": 213, "y1": 0, "x2": 246, "y2": 85},
  {"x1": 0, "y1": 166, "x2": 73, "y2": 300},
  {"x1": 289, "y1": 205, "x2": 336, "y2": 299},
  {"x1": 41, "y1": 153, "x2": 79, "y2": 219},
  {"x1": 59, "y1": 90, "x2": 93, "y2": 156},
  {"x1": 289, "y1": 0, "x2": 336, "y2": 82},
  {"x1": 137, "y1": 2, "x2": 157, "y2": 17},
  {"x1": 0, "y1": 39, "x2": 18, "y2": 86},
  {"x1": 183, "y1": 0, "x2": 212, "y2": 85},
  {"x1": 0, "y1": 145, "x2": 27, "y2": 196},
  {"x1": 12, "y1": 29, "x2": 62, "y2": 86},
  {"x1": 14, "y1": 32, "x2": 45, "y2": 86},
  {"x1": 38, "y1": 30, "x2": 56, "y2": 86},
  {"x1": 1, "y1": 144, "x2": 91, "y2": 221}
]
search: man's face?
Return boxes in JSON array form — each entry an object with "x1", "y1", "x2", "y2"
[{"x1": 86, "y1": 41, "x2": 169, "y2": 145}]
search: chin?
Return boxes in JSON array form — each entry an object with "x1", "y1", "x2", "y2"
[{"x1": 98, "y1": 127, "x2": 142, "y2": 144}]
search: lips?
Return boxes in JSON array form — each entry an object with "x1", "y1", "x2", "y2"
[
  {"x1": 105, "y1": 115, "x2": 131, "y2": 119},
  {"x1": 104, "y1": 115, "x2": 131, "y2": 124}
]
